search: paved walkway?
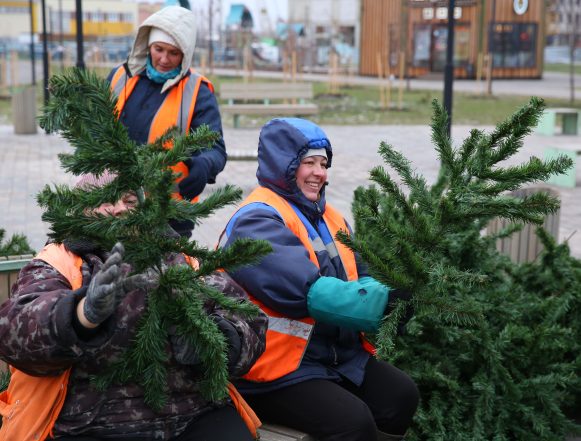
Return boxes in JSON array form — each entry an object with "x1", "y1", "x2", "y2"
[{"x1": 0, "y1": 123, "x2": 579, "y2": 259}]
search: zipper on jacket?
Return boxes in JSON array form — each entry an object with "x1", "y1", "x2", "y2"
[
  {"x1": 314, "y1": 201, "x2": 322, "y2": 215},
  {"x1": 331, "y1": 345, "x2": 338, "y2": 366}
]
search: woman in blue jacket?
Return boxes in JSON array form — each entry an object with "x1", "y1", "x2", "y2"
[
  {"x1": 218, "y1": 118, "x2": 419, "y2": 441},
  {"x1": 107, "y1": 6, "x2": 226, "y2": 238}
]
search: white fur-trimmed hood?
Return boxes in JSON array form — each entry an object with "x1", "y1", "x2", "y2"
[{"x1": 126, "y1": 6, "x2": 197, "y2": 93}]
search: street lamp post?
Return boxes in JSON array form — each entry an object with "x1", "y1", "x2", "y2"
[
  {"x1": 443, "y1": 0, "x2": 456, "y2": 137},
  {"x1": 28, "y1": 0, "x2": 36, "y2": 85},
  {"x1": 41, "y1": 0, "x2": 50, "y2": 105},
  {"x1": 76, "y1": 0, "x2": 85, "y2": 69}
]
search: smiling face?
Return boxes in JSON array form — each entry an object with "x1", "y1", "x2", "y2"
[
  {"x1": 296, "y1": 155, "x2": 328, "y2": 202},
  {"x1": 149, "y1": 42, "x2": 183, "y2": 72}
]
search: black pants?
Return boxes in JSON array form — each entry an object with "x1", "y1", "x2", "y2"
[
  {"x1": 55, "y1": 404, "x2": 254, "y2": 441},
  {"x1": 244, "y1": 357, "x2": 419, "y2": 441}
]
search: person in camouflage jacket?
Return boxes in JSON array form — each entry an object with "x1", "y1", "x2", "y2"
[{"x1": 0, "y1": 185, "x2": 267, "y2": 441}]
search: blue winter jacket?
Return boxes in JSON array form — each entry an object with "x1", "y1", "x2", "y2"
[
  {"x1": 106, "y1": 68, "x2": 226, "y2": 187},
  {"x1": 220, "y1": 118, "x2": 370, "y2": 394}
]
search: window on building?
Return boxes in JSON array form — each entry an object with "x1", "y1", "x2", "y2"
[
  {"x1": 412, "y1": 24, "x2": 431, "y2": 67},
  {"x1": 489, "y1": 22, "x2": 537, "y2": 68},
  {"x1": 339, "y1": 26, "x2": 355, "y2": 46}
]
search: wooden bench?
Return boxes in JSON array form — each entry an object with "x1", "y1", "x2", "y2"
[
  {"x1": 259, "y1": 423, "x2": 317, "y2": 441},
  {"x1": 536, "y1": 108, "x2": 580, "y2": 136},
  {"x1": 486, "y1": 187, "x2": 560, "y2": 264},
  {"x1": 220, "y1": 82, "x2": 319, "y2": 128},
  {"x1": 0, "y1": 254, "x2": 33, "y2": 372},
  {"x1": 544, "y1": 146, "x2": 581, "y2": 187},
  {"x1": 0, "y1": 254, "x2": 33, "y2": 303},
  {"x1": 259, "y1": 424, "x2": 401, "y2": 440}
]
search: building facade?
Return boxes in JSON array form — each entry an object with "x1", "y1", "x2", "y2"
[
  {"x1": 360, "y1": 0, "x2": 546, "y2": 79},
  {"x1": 288, "y1": 0, "x2": 361, "y2": 67},
  {"x1": 0, "y1": 0, "x2": 139, "y2": 42}
]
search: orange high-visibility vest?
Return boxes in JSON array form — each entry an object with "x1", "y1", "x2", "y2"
[
  {"x1": 227, "y1": 186, "x2": 364, "y2": 383},
  {"x1": 0, "y1": 244, "x2": 261, "y2": 440},
  {"x1": 0, "y1": 243, "x2": 80, "y2": 441},
  {"x1": 110, "y1": 67, "x2": 214, "y2": 202}
]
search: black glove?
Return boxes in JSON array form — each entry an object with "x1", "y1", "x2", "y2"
[
  {"x1": 170, "y1": 315, "x2": 241, "y2": 371},
  {"x1": 83, "y1": 242, "x2": 126, "y2": 325},
  {"x1": 170, "y1": 332, "x2": 202, "y2": 366},
  {"x1": 387, "y1": 288, "x2": 414, "y2": 335},
  {"x1": 178, "y1": 158, "x2": 209, "y2": 201},
  {"x1": 212, "y1": 315, "x2": 242, "y2": 371}
]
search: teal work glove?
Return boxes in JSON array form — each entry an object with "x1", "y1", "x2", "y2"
[
  {"x1": 361, "y1": 276, "x2": 415, "y2": 335},
  {"x1": 307, "y1": 276, "x2": 389, "y2": 332}
]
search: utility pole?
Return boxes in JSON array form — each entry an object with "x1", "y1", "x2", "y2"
[
  {"x1": 75, "y1": 0, "x2": 85, "y2": 69},
  {"x1": 443, "y1": 0, "x2": 456, "y2": 137}
]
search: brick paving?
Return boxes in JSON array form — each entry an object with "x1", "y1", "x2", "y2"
[{"x1": 0, "y1": 124, "x2": 579, "y2": 259}]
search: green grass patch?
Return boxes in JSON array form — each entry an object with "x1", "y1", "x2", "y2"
[
  {"x1": 1, "y1": 70, "x2": 579, "y2": 128},
  {"x1": 216, "y1": 79, "x2": 580, "y2": 128},
  {"x1": 544, "y1": 63, "x2": 581, "y2": 75}
]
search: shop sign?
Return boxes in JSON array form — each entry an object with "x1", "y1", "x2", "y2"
[{"x1": 513, "y1": 0, "x2": 528, "y2": 15}]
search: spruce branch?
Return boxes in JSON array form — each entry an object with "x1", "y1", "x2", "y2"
[
  {"x1": 38, "y1": 68, "x2": 271, "y2": 410},
  {"x1": 345, "y1": 97, "x2": 581, "y2": 439}
]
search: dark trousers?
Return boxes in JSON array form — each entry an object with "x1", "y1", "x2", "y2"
[
  {"x1": 55, "y1": 404, "x2": 254, "y2": 441},
  {"x1": 244, "y1": 357, "x2": 419, "y2": 441}
]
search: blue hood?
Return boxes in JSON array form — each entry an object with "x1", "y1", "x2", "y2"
[{"x1": 256, "y1": 118, "x2": 333, "y2": 217}]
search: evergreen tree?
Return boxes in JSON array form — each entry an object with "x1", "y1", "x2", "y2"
[
  {"x1": 37, "y1": 68, "x2": 271, "y2": 410},
  {"x1": 0, "y1": 229, "x2": 35, "y2": 257},
  {"x1": 343, "y1": 98, "x2": 581, "y2": 440}
]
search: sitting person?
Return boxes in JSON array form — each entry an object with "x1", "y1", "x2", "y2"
[
  {"x1": 218, "y1": 118, "x2": 419, "y2": 441},
  {"x1": 0, "y1": 172, "x2": 267, "y2": 441}
]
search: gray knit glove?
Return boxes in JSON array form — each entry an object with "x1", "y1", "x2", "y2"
[{"x1": 83, "y1": 242, "x2": 126, "y2": 325}]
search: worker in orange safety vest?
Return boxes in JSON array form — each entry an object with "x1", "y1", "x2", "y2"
[
  {"x1": 107, "y1": 6, "x2": 227, "y2": 238},
  {"x1": 218, "y1": 118, "x2": 419, "y2": 441},
  {"x1": 0, "y1": 171, "x2": 265, "y2": 441}
]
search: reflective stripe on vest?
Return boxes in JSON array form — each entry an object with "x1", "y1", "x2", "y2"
[
  {"x1": 110, "y1": 66, "x2": 215, "y2": 202},
  {"x1": 220, "y1": 186, "x2": 359, "y2": 383}
]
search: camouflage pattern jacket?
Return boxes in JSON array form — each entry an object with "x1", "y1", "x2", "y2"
[{"x1": 0, "y1": 245, "x2": 267, "y2": 440}]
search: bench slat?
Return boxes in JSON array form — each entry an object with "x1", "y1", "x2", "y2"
[
  {"x1": 259, "y1": 423, "x2": 317, "y2": 441},
  {"x1": 222, "y1": 104, "x2": 319, "y2": 115},
  {"x1": 220, "y1": 83, "x2": 314, "y2": 100}
]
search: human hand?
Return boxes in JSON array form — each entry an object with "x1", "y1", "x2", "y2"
[
  {"x1": 386, "y1": 288, "x2": 414, "y2": 335},
  {"x1": 212, "y1": 315, "x2": 242, "y2": 371},
  {"x1": 170, "y1": 315, "x2": 241, "y2": 371},
  {"x1": 178, "y1": 158, "x2": 209, "y2": 201},
  {"x1": 307, "y1": 276, "x2": 390, "y2": 332},
  {"x1": 83, "y1": 242, "x2": 126, "y2": 325}
]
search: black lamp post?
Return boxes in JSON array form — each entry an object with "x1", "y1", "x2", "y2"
[
  {"x1": 40, "y1": 0, "x2": 49, "y2": 105},
  {"x1": 28, "y1": 0, "x2": 36, "y2": 85},
  {"x1": 76, "y1": 0, "x2": 85, "y2": 69},
  {"x1": 443, "y1": 0, "x2": 456, "y2": 137}
]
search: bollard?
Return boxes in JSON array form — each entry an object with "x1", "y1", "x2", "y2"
[{"x1": 11, "y1": 86, "x2": 38, "y2": 135}]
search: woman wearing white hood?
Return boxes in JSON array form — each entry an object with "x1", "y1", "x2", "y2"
[{"x1": 107, "y1": 6, "x2": 226, "y2": 238}]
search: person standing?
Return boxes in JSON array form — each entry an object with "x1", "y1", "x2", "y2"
[
  {"x1": 218, "y1": 118, "x2": 419, "y2": 441},
  {"x1": 108, "y1": 6, "x2": 226, "y2": 237}
]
